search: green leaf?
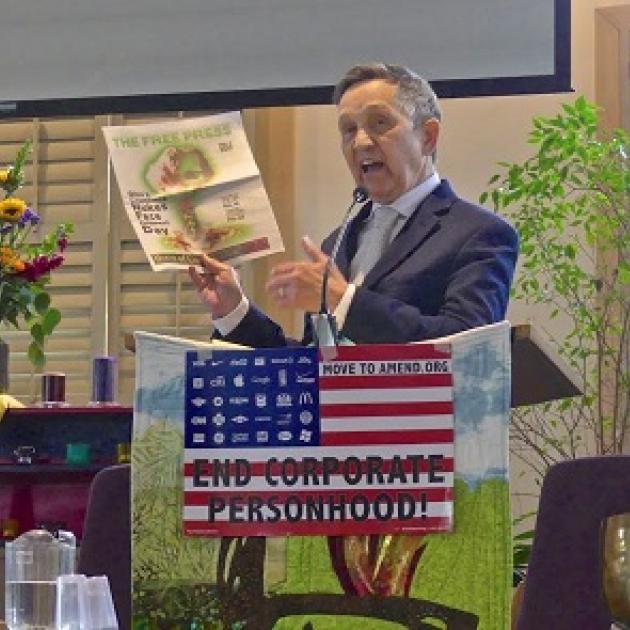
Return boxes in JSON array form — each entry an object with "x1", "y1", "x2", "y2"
[
  {"x1": 30, "y1": 322, "x2": 45, "y2": 345},
  {"x1": 12, "y1": 140, "x2": 32, "y2": 178},
  {"x1": 33, "y1": 291, "x2": 51, "y2": 315},
  {"x1": 491, "y1": 189, "x2": 500, "y2": 210},
  {"x1": 41, "y1": 308, "x2": 62, "y2": 335},
  {"x1": 618, "y1": 261, "x2": 630, "y2": 285},
  {"x1": 27, "y1": 341, "x2": 45, "y2": 368}
]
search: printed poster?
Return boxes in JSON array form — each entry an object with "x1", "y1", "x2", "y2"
[
  {"x1": 103, "y1": 112, "x2": 284, "y2": 271},
  {"x1": 183, "y1": 344, "x2": 454, "y2": 537}
]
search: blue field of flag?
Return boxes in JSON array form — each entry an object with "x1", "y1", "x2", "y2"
[{"x1": 185, "y1": 347, "x2": 320, "y2": 449}]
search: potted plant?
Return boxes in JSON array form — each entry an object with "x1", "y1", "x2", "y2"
[
  {"x1": 0, "y1": 140, "x2": 73, "y2": 389},
  {"x1": 481, "y1": 96, "x2": 630, "y2": 566}
]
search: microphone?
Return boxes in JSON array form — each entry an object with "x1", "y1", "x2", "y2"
[{"x1": 311, "y1": 186, "x2": 369, "y2": 348}]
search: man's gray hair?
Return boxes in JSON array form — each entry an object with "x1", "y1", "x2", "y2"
[{"x1": 333, "y1": 63, "x2": 442, "y2": 128}]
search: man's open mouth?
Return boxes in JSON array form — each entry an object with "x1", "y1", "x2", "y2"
[{"x1": 360, "y1": 159, "x2": 385, "y2": 173}]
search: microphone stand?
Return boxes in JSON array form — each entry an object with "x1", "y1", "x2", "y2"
[{"x1": 310, "y1": 186, "x2": 368, "y2": 348}]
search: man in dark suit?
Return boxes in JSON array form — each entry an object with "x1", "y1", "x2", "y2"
[{"x1": 189, "y1": 63, "x2": 518, "y2": 346}]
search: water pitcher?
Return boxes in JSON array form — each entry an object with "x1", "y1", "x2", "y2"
[{"x1": 5, "y1": 529, "x2": 76, "y2": 629}]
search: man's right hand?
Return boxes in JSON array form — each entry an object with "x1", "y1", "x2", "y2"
[{"x1": 188, "y1": 254, "x2": 244, "y2": 319}]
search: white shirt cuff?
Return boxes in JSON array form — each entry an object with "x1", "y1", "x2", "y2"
[
  {"x1": 333, "y1": 283, "x2": 356, "y2": 331},
  {"x1": 212, "y1": 296, "x2": 250, "y2": 336}
]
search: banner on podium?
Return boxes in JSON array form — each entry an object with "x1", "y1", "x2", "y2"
[
  {"x1": 133, "y1": 323, "x2": 512, "y2": 629},
  {"x1": 183, "y1": 344, "x2": 454, "y2": 537}
]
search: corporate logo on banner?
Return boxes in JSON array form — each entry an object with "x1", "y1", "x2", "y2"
[{"x1": 182, "y1": 344, "x2": 454, "y2": 537}]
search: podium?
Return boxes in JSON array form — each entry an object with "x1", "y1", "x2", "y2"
[
  {"x1": 510, "y1": 323, "x2": 581, "y2": 407},
  {"x1": 128, "y1": 323, "x2": 529, "y2": 629}
]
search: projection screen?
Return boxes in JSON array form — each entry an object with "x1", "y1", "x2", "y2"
[{"x1": 0, "y1": 0, "x2": 570, "y2": 118}]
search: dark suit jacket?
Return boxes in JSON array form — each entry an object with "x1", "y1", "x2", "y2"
[{"x1": 218, "y1": 180, "x2": 518, "y2": 347}]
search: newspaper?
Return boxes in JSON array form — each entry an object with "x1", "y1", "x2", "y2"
[{"x1": 102, "y1": 112, "x2": 284, "y2": 271}]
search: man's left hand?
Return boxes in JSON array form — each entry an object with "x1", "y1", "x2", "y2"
[{"x1": 266, "y1": 236, "x2": 348, "y2": 312}]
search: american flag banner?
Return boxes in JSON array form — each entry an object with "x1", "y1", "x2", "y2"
[{"x1": 183, "y1": 343, "x2": 454, "y2": 537}]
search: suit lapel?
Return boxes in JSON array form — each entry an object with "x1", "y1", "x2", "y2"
[
  {"x1": 337, "y1": 201, "x2": 372, "y2": 279},
  {"x1": 362, "y1": 180, "x2": 456, "y2": 288}
]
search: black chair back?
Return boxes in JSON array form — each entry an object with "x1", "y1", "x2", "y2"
[
  {"x1": 517, "y1": 456, "x2": 630, "y2": 629},
  {"x1": 78, "y1": 464, "x2": 131, "y2": 630}
]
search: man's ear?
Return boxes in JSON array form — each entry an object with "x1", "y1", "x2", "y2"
[{"x1": 421, "y1": 118, "x2": 440, "y2": 156}]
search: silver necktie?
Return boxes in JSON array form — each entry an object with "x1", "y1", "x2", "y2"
[{"x1": 350, "y1": 206, "x2": 400, "y2": 282}]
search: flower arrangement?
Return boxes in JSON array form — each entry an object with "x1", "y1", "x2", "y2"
[{"x1": 0, "y1": 140, "x2": 73, "y2": 367}]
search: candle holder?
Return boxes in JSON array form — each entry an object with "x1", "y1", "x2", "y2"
[
  {"x1": 91, "y1": 356, "x2": 118, "y2": 405},
  {"x1": 41, "y1": 372, "x2": 66, "y2": 407}
]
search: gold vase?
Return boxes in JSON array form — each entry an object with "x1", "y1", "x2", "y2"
[
  {"x1": 602, "y1": 512, "x2": 630, "y2": 629},
  {"x1": 0, "y1": 338, "x2": 8, "y2": 394}
]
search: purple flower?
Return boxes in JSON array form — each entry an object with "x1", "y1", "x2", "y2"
[
  {"x1": 18, "y1": 207, "x2": 41, "y2": 227},
  {"x1": 18, "y1": 254, "x2": 64, "y2": 282},
  {"x1": 0, "y1": 224, "x2": 13, "y2": 235},
  {"x1": 48, "y1": 254, "x2": 64, "y2": 271}
]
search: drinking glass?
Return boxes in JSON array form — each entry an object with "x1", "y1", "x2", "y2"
[
  {"x1": 83, "y1": 576, "x2": 118, "y2": 630},
  {"x1": 55, "y1": 574, "x2": 88, "y2": 630},
  {"x1": 602, "y1": 513, "x2": 630, "y2": 629}
]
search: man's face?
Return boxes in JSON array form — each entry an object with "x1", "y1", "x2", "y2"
[{"x1": 337, "y1": 79, "x2": 439, "y2": 204}]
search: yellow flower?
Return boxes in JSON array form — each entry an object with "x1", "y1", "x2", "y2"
[
  {"x1": 11, "y1": 259, "x2": 26, "y2": 273},
  {"x1": 0, "y1": 246, "x2": 25, "y2": 272},
  {"x1": 0, "y1": 197, "x2": 27, "y2": 222},
  {"x1": 0, "y1": 170, "x2": 9, "y2": 185}
]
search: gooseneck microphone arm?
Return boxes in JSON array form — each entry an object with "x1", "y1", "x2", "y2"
[
  {"x1": 320, "y1": 185, "x2": 369, "y2": 314},
  {"x1": 313, "y1": 186, "x2": 369, "y2": 347}
]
